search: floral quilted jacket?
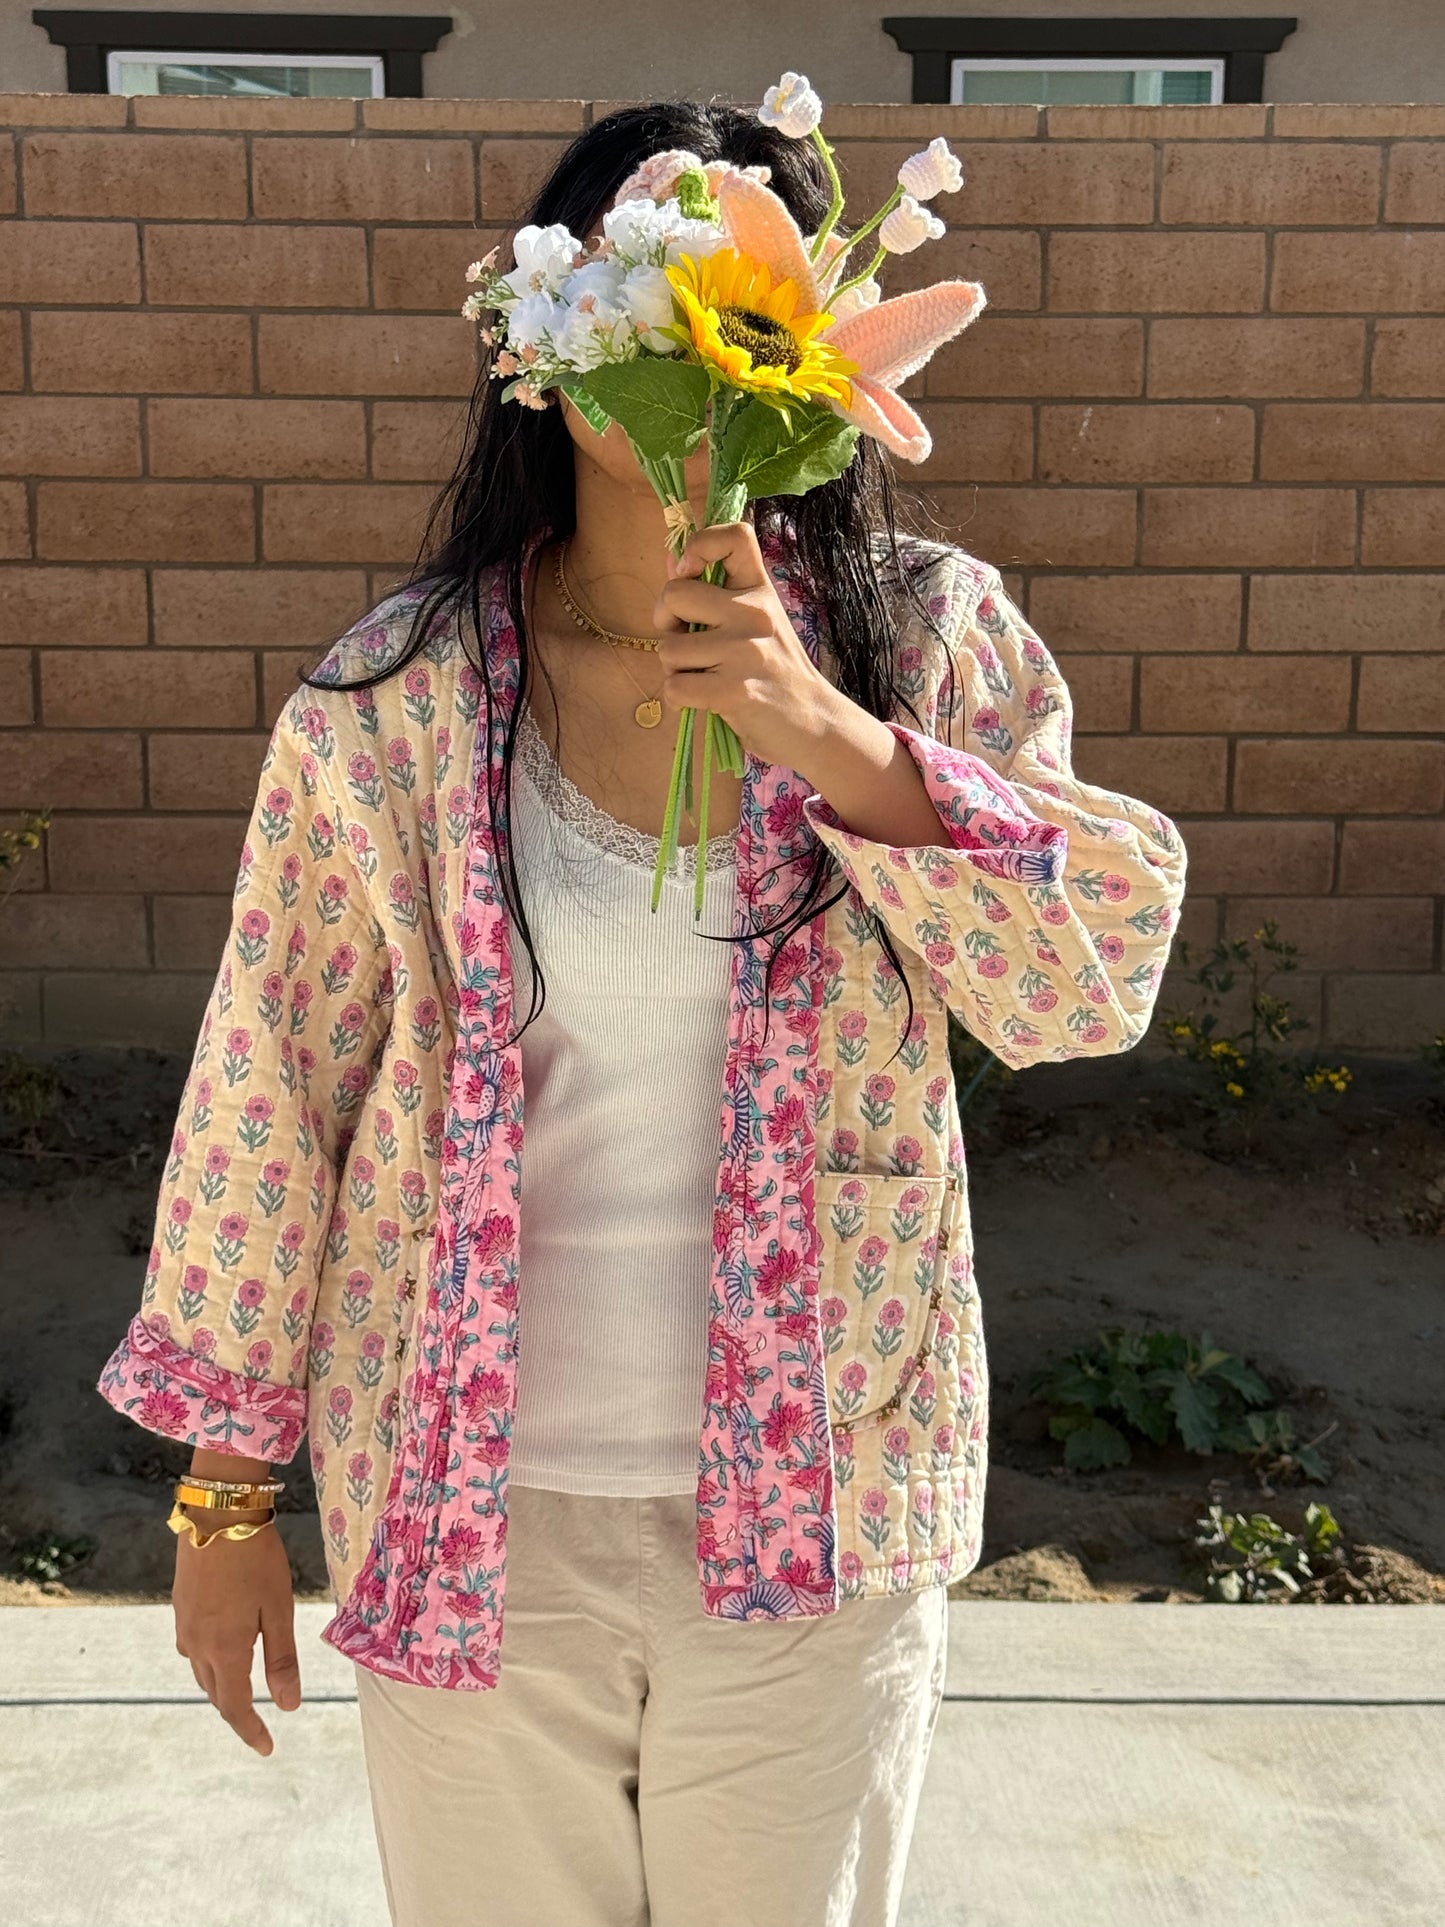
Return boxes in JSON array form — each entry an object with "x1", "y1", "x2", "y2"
[{"x1": 98, "y1": 529, "x2": 1187, "y2": 1690}]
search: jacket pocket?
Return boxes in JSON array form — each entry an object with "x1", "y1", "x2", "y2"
[{"x1": 817, "y1": 1168, "x2": 962, "y2": 1431}]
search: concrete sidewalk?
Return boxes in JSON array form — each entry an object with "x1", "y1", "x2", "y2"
[{"x1": 3, "y1": 1601, "x2": 1442, "y2": 1926}]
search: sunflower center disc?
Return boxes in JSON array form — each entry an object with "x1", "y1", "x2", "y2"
[{"x1": 715, "y1": 305, "x2": 803, "y2": 373}]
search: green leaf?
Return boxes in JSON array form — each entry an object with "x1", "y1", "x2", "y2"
[
  {"x1": 1033, "y1": 1357, "x2": 1108, "y2": 1414},
  {"x1": 557, "y1": 377, "x2": 613, "y2": 437},
  {"x1": 581, "y1": 360, "x2": 712, "y2": 462},
  {"x1": 1215, "y1": 1415, "x2": 1258, "y2": 1455},
  {"x1": 1304, "y1": 1502, "x2": 1341, "y2": 1546},
  {"x1": 1061, "y1": 1417, "x2": 1132, "y2": 1471},
  {"x1": 1046, "y1": 1409, "x2": 1091, "y2": 1442},
  {"x1": 1208, "y1": 1352, "x2": 1272, "y2": 1406},
  {"x1": 1113, "y1": 1372, "x2": 1172, "y2": 1445},
  {"x1": 713, "y1": 396, "x2": 859, "y2": 501},
  {"x1": 1157, "y1": 1371, "x2": 1222, "y2": 1455}
]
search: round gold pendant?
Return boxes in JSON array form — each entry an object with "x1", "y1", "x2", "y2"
[{"x1": 634, "y1": 698, "x2": 663, "y2": 729}]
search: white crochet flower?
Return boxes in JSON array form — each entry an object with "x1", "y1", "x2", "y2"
[
  {"x1": 879, "y1": 193, "x2": 946, "y2": 255},
  {"x1": 758, "y1": 71, "x2": 823, "y2": 139},
  {"x1": 898, "y1": 137, "x2": 965, "y2": 202},
  {"x1": 829, "y1": 277, "x2": 883, "y2": 324}
]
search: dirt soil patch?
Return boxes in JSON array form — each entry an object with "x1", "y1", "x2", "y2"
[
  {"x1": 947, "y1": 1051, "x2": 1445, "y2": 1606},
  {"x1": 2, "y1": 1048, "x2": 1442, "y2": 1607}
]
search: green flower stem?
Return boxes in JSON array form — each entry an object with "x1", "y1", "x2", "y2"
[
  {"x1": 807, "y1": 127, "x2": 848, "y2": 263},
  {"x1": 648, "y1": 417, "x2": 752, "y2": 914},
  {"x1": 652, "y1": 701, "x2": 692, "y2": 913},
  {"x1": 830, "y1": 242, "x2": 890, "y2": 304},
  {"x1": 693, "y1": 700, "x2": 714, "y2": 919},
  {"x1": 817, "y1": 184, "x2": 903, "y2": 306}
]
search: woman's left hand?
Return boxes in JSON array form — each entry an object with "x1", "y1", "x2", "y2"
[{"x1": 653, "y1": 521, "x2": 843, "y2": 771}]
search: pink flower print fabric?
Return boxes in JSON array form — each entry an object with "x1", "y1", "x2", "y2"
[
  {"x1": 323, "y1": 539, "x2": 840, "y2": 1688},
  {"x1": 94, "y1": 531, "x2": 1187, "y2": 1692},
  {"x1": 800, "y1": 552, "x2": 1187, "y2": 1068},
  {"x1": 97, "y1": 713, "x2": 396, "y2": 1466}
]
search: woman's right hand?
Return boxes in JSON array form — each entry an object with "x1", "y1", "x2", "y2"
[{"x1": 173, "y1": 1512, "x2": 302, "y2": 1755}]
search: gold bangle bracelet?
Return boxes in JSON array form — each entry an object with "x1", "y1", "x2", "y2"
[
  {"x1": 173, "y1": 1479, "x2": 283, "y2": 1512},
  {"x1": 167, "y1": 1501, "x2": 276, "y2": 1549},
  {"x1": 175, "y1": 1475, "x2": 284, "y2": 1503}
]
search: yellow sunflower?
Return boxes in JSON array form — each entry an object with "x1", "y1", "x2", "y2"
[{"x1": 664, "y1": 247, "x2": 856, "y2": 407}]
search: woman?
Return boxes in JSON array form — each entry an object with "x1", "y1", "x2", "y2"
[{"x1": 98, "y1": 98, "x2": 1186, "y2": 1927}]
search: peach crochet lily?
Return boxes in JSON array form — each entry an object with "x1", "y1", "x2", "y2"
[{"x1": 715, "y1": 169, "x2": 986, "y2": 464}]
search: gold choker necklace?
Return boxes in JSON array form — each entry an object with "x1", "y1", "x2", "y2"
[{"x1": 552, "y1": 542, "x2": 665, "y2": 729}]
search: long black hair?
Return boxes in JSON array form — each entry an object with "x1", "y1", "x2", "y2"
[{"x1": 310, "y1": 98, "x2": 952, "y2": 1063}]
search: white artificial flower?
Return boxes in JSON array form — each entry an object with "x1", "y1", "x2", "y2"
[
  {"x1": 507, "y1": 290, "x2": 568, "y2": 351},
  {"x1": 898, "y1": 136, "x2": 964, "y2": 201},
  {"x1": 607, "y1": 196, "x2": 724, "y2": 270},
  {"x1": 660, "y1": 211, "x2": 727, "y2": 266},
  {"x1": 879, "y1": 193, "x2": 946, "y2": 254},
  {"x1": 603, "y1": 196, "x2": 671, "y2": 267},
  {"x1": 502, "y1": 223, "x2": 582, "y2": 299},
  {"x1": 758, "y1": 71, "x2": 823, "y2": 139},
  {"x1": 619, "y1": 263, "x2": 679, "y2": 351},
  {"x1": 553, "y1": 296, "x2": 632, "y2": 372},
  {"x1": 829, "y1": 277, "x2": 882, "y2": 324},
  {"x1": 560, "y1": 257, "x2": 627, "y2": 307}
]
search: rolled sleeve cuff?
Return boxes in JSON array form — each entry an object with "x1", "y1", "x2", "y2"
[
  {"x1": 97, "y1": 1313, "x2": 307, "y2": 1464},
  {"x1": 802, "y1": 719, "x2": 1070, "y2": 886}
]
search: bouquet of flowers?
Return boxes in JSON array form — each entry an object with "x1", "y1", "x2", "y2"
[{"x1": 463, "y1": 72, "x2": 987, "y2": 916}]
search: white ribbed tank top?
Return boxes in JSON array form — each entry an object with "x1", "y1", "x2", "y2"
[{"x1": 505, "y1": 701, "x2": 738, "y2": 1496}]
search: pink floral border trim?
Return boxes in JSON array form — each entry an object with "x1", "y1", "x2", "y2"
[
  {"x1": 97, "y1": 1312, "x2": 307, "y2": 1464},
  {"x1": 805, "y1": 719, "x2": 1068, "y2": 885},
  {"x1": 323, "y1": 535, "x2": 842, "y2": 1689}
]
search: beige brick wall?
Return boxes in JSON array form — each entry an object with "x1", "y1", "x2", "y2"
[{"x1": 1, "y1": 94, "x2": 1443, "y2": 1052}]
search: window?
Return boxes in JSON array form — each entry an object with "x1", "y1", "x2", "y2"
[
  {"x1": 34, "y1": 12, "x2": 454, "y2": 98},
  {"x1": 107, "y1": 50, "x2": 384, "y2": 99},
  {"x1": 953, "y1": 58, "x2": 1223, "y2": 108},
  {"x1": 883, "y1": 17, "x2": 1298, "y2": 106}
]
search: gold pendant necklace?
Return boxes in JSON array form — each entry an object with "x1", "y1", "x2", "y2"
[{"x1": 553, "y1": 541, "x2": 664, "y2": 729}]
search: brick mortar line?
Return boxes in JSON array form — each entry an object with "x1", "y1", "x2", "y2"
[
  {"x1": 16, "y1": 214, "x2": 1445, "y2": 233},
  {"x1": 3, "y1": 107, "x2": 1444, "y2": 140}
]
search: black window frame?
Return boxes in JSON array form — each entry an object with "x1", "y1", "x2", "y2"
[
  {"x1": 882, "y1": 16, "x2": 1299, "y2": 105},
  {"x1": 33, "y1": 10, "x2": 454, "y2": 97}
]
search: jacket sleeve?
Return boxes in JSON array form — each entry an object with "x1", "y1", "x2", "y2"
[
  {"x1": 96, "y1": 692, "x2": 392, "y2": 1463},
  {"x1": 801, "y1": 552, "x2": 1188, "y2": 1068}
]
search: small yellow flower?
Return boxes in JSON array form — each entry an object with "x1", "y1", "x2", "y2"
[
  {"x1": 665, "y1": 247, "x2": 857, "y2": 406},
  {"x1": 1225, "y1": 1081, "x2": 1245, "y2": 1099}
]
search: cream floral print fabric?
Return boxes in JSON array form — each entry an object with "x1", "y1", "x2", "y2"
[{"x1": 98, "y1": 529, "x2": 1187, "y2": 1689}]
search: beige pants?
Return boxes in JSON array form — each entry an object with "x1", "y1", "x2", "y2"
[{"x1": 354, "y1": 1481, "x2": 949, "y2": 1927}]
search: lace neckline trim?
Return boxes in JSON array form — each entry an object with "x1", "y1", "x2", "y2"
[{"x1": 514, "y1": 701, "x2": 739, "y2": 876}]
